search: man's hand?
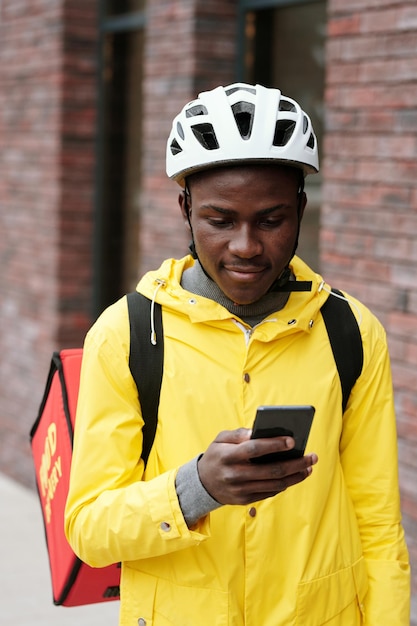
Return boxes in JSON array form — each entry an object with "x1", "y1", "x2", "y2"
[{"x1": 197, "y1": 428, "x2": 318, "y2": 505}]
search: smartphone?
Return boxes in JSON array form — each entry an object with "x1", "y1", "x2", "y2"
[{"x1": 250, "y1": 405, "x2": 315, "y2": 463}]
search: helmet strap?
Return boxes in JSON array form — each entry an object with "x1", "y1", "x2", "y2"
[
  {"x1": 183, "y1": 184, "x2": 198, "y2": 259},
  {"x1": 291, "y1": 176, "x2": 305, "y2": 259}
]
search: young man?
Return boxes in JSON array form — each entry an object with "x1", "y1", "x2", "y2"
[{"x1": 65, "y1": 83, "x2": 410, "y2": 625}]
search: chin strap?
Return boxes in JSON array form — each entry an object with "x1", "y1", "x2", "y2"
[
  {"x1": 183, "y1": 185, "x2": 198, "y2": 260},
  {"x1": 271, "y1": 279, "x2": 313, "y2": 292}
]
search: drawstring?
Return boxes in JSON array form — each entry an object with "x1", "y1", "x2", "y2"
[
  {"x1": 318, "y1": 281, "x2": 362, "y2": 326},
  {"x1": 150, "y1": 279, "x2": 165, "y2": 345}
]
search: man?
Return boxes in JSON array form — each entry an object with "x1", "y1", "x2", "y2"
[{"x1": 65, "y1": 83, "x2": 410, "y2": 625}]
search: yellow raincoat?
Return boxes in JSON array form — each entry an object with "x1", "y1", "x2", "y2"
[{"x1": 65, "y1": 256, "x2": 410, "y2": 625}]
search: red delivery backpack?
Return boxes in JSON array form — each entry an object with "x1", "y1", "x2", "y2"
[{"x1": 30, "y1": 293, "x2": 163, "y2": 606}]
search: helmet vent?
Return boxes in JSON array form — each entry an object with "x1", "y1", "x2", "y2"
[
  {"x1": 303, "y1": 115, "x2": 309, "y2": 134},
  {"x1": 279, "y1": 99, "x2": 296, "y2": 113},
  {"x1": 232, "y1": 101, "x2": 254, "y2": 140},
  {"x1": 177, "y1": 122, "x2": 185, "y2": 140},
  {"x1": 225, "y1": 86, "x2": 256, "y2": 96},
  {"x1": 186, "y1": 104, "x2": 208, "y2": 118},
  {"x1": 307, "y1": 133, "x2": 315, "y2": 149},
  {"x1": 191, "y1": 123, "x2": 219, "y2": 150},
  {"x1": 170, "y1": 138, "x2": 183, "y2": 155},
  {"x1": 273, "y1": 120, "x2": 296, "y2": 147}
]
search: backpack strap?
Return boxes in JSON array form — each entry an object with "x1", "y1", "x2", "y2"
[
  {"x1": 127, "y1": 292, "x2": 164, "y2": 465},
  {"x1": 320, "y1": 289, "x2": 363, "y2": 413}
]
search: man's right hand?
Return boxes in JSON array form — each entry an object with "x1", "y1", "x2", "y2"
[{"x1": 197, "y1": 428, "x2": 318, "y2": 506}]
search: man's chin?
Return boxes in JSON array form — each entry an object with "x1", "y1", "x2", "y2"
[
  {"x1": 223, "y1": 288, "x2": 268, "y2": 306},
  {"x1": 219, "y1": 271, "x2": 276, "y2": 305}
]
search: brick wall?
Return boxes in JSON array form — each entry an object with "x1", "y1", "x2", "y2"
[
  {"x1": 324, "y1": 0, "x2": 417, "y2": 599},
  {"x1": 0, "y1": 0, "x2": 97, "y2": 486},
  {"x1": 139, "y1": 0, "x2": 237, "y2": 273}
]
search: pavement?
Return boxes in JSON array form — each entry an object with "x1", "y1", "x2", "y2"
[
  {"x1": 2, "y1": 471, "x2": 417, "y2": 625},
  {"x1": 1, "y1": 472, "x2": 120, "y2": 625}
]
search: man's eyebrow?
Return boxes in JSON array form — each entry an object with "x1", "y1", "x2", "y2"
[{"x1": 199, "y1": 204, "x2": 290, "y2": 215}]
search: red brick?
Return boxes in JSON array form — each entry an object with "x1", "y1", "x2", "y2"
[{"x1": 328, "y1": 14, "x2": 361, "y2": 37}]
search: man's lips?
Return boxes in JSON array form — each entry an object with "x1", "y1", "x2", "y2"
[
  {"x1": 224, "y1": 263, "x2": 267, "y2": 272},
  {"x1": 224, "y1": 265, "x2": 268, "y2": 280}
]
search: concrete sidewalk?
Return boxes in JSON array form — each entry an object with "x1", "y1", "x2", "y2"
[{"x1": 1, "y1": 472, "x2": 120, "y2": 625}]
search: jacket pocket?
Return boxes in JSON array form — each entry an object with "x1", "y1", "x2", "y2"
[
  {"x1": 120, "y1": 566, "x2": 229, "y2": 626},
  {"x1": 295, "y1": 557, "x2": 368, "y2": 626}
]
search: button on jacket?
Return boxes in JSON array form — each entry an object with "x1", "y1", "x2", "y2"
[{"x1": 65, "y1": 255, "x2": 410, "y2": 626}]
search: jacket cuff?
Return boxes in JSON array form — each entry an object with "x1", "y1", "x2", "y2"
[{"x1": 176, "y1": 455, "x2": 222, "y2": 527}]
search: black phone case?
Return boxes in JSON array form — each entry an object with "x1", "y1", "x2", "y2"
[{"x1": 250, "y1": 405, "x2": 315, "y2": 463}]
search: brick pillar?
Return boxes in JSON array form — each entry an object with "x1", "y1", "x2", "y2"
[
  {"x1": 59, "y1": 0, "x2": 98, "y2": 346},
  {"x1": 0, "y1": 0, "x2": 98, "y2": 486},
  {"x1": 139, "y1": 0, "x2": 237, "y2": 273},
  {"x1": 324, "y1": 0, "x2": 417, "y2": 598}
]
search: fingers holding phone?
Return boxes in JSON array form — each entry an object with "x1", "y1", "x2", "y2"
[{"x1": 197, "y1": 406, "x2": 318, "y2": 506}]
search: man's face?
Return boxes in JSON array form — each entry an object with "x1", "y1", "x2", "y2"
[{"x1": 180, "y1": 164, "x2": 306, "y2": 305}]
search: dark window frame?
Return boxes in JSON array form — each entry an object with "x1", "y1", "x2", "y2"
[{"x1": 236, "y1": 0, "x2": 323, "y2": 80}]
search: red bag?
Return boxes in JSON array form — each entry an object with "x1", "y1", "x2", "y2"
[
  {"x1": 30, "y1": 294, "x2": 163, "y2": 606},
  {"x1": 30, "y1": 350, "x2": 120, "y2": 606}
]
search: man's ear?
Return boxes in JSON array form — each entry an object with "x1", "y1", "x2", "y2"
[
  {"x1": 298, "y1": 191, "x2": 307, "y2": 222},
  {"x1": 179, "y1": 191, "x2": 192, "y2": 227}
]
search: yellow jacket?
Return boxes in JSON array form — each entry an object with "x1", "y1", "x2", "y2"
[{"x1": 65, "y1": 256, "x2": 410, "y2": 625}]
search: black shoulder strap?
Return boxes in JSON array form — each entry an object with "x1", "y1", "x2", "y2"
[
  {"x1": 320, "y1": 289, "x2": 363, "y2": 413},
  {"x1": 127, "y1": 292, "x2": 164, "y2": 465}
]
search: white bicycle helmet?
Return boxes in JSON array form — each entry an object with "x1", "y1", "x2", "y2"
[{"x1": 166, "y1": 82, "x2": 319, "y2": 188}]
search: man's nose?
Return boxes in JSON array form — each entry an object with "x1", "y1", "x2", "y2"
[{"x1": 228, "y1": 225, "x2": 262, "y2": 258}]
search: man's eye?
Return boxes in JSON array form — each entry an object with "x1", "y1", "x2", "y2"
[
  {"x1": 208, "y1": 219, "x2": 232, "y2": 227},
  {"x1": 259, "y1": 219, "x2": 282, "y2": 228}
]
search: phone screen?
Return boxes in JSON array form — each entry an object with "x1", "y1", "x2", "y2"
[{"x1": 250, "y1": 405, "x2": 315, "y2": 463}]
